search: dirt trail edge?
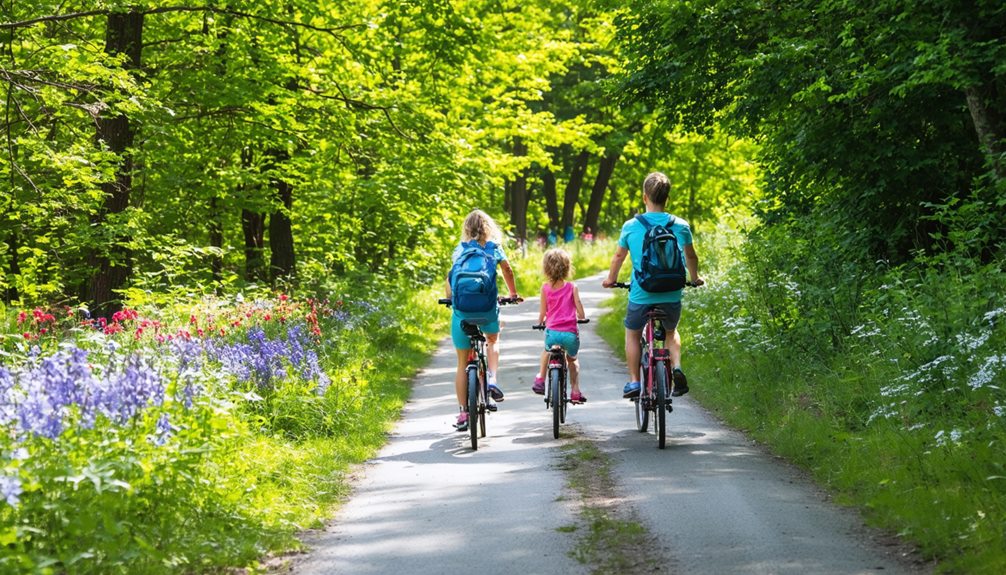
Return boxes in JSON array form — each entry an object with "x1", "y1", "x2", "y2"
[{"x1": 292, "y1": 272, "x2": 928, "y2": 575}]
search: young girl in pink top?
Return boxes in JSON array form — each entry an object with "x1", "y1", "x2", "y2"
[{"x1": 532, "y1": 248, "x2": 587, "y2": 402}]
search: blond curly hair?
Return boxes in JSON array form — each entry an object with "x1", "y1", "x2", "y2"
[{"x1": 542, "y1": 248, "x2": 573, "y2": 284}]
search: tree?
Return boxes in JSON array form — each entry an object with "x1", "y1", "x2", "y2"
[{"x1": 616, "y1": 0, "x2": 1004, "y2": 261}]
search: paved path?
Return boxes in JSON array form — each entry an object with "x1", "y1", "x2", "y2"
[{"x1": 294, "y1": 273, "x2": 924, "y2": 575}]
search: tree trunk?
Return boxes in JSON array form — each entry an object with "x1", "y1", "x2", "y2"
[
  {"x1": 541, "y1": 167, "x2": 559, "y2": 231},
  {"x1": 964, "y1": 85, "x2": 1004, "y2": 179},
  {"x1": 209, "y1": 194, "x2": 223, "y2": 284},
  {"x1": 561, "y1": 150, "x2": 590, "y2": 236},
  {"x1": 509, "y1": 138, "x2": 529, "y2": 246},
  {"x1": 85, "y1": 9, "x2": 143, "y2": 317},
  {"x1": 583, "y1": 152, "x2": 619, "y2": 236},
  {"x1": 268, "y1": 153, "x2": 296, "y2": 282},
  {"x1": 242, "y1": 208, "x2": 267, "y2": 283}
]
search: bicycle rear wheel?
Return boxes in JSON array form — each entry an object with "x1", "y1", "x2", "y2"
[
  {"x1": 479, "y1": 374, "x2": 487, "y2": 439},
  {"x1": 559, "y1": 364, "x2": 568, "y2": 424},
  {"x1": 550, "y1": 367, "x2": 562, "y2": 439},
  {"x1": 467, "y1": 365, "x2": 479, "y2": 450},
  {"x1": 655, "y1": 362, "x2": 668, "y2": 449}
]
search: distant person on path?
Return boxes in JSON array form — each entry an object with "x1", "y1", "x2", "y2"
[
  {"x1": 446, "y1": 209, "x2": 520, "y2": 432},
  {"x1": 582, "y1": 226, "x2": 594, "y2": 243},
  {"x1": 532, "y1": 248, "x2": 588, "y2": 403},
  {"x1": 601, "y1": 172, "x2": 704, "y2": 398}
]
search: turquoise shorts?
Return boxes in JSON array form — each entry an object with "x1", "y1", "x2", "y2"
[
  {"x1": 544, "y1": 328, "x2": 580, "y2": 358},
  {"x1": 452, "y1": 312, "x2": 500, "y2": 350}
]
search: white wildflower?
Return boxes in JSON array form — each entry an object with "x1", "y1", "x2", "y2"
[{"x1": 969, "y1": 355, "x2": 1003, "y2": 390}]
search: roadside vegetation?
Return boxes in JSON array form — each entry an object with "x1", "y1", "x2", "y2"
[
  {"x1": 3, "y1": 1, "x2": 1003, "y2": 573},
  {"x1": 598, "y1": 225, "x2": 1006, "y2": 574}
]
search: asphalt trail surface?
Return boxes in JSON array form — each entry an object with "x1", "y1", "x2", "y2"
[{"x1": 294, "y1": 273, "x2": 925, "y2": 575}]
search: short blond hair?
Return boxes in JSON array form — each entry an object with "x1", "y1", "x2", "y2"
[
  {"x1": 542, "y1": 248, "x2": 573, "y2": 283},
  {"x1": 461, "y1": 209, "x2": 503, "y2": 244}
]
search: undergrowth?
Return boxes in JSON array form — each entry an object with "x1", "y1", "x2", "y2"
[{"x1": 597, "y1": 224, "x2": 1006, "y2": 574}]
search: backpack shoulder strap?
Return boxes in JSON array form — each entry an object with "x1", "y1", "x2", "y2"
[{"x1": 634, "y1": 214, "x2": 652, "y2": 230}]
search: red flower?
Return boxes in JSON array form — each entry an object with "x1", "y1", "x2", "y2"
[{"x1": 17, "y1": 311, "x2": 27, "y2": 324}]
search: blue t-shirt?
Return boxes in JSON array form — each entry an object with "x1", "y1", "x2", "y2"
[
  {"x1": 617, "y1": 212, "x2": 692, "y2": 304},
  {"x1": 450, "y1": 241, "x2": 508, "y2": 319},
  {"x1": 450, "y1": 241, "x2": 507, "y2": 265}
]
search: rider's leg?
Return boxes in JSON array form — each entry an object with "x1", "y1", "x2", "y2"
[
  {"x1": 537, "y1": 350, "x2": 548, "y2": 380},
  {"x1": 486, "y1": 332, "x2": 500, "y2": 377},
  {"x1": 567, "y1": 354, "x2": 581, "y2": 393},
  {"x1": 625, "y1": 328, "x2": 643, "y2": 382},
  {"x1": 668, "y1": 328, "x2": 681, "y2": 367},
  {"x1": 454, "y1": 348, "x2": 469, "y2": 407}
]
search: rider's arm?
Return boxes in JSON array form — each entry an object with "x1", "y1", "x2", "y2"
[
  {"x1": 602, "y1": 246, "x2": 629, "y2": 287},
  {"x1": 572, "y1": 284, "x2": 586, "y2": 319},
  {"x1": 684, "y1": 244, "x2": 704, "y2": 286},
  {"x1": 445, "y1": 275, "x2": 452, "y2": 298},
  {"x1": 537, "y1": 285, "x2": 547, "y2": 324},
  {"x1": 499, "y1": 259, "x2": 519, "y2": 298}
]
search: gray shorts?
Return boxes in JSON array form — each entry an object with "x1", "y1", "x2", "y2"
[{"x1": 624, "y1": 301, "x2": 682, "y2": 332}]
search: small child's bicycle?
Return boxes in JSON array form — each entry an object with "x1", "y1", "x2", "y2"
[
  {"x1": 439, "y1": 296, "x2": 521, "y2": 451},
  {"x1": 532, "y1": 319, "x2": 589, "y2": 439}
]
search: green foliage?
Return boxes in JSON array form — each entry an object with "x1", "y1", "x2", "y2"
[
  {"x1": 616, "y1": 0, "x2": 1006, "y2": 263},
  {"x1": 609, "y1": 224, "x2": 1006, "y2": 574}
]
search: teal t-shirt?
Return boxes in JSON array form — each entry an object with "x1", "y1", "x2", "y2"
[{"x1": 617, "y1": 213, "x2": 693, "y2": 305}]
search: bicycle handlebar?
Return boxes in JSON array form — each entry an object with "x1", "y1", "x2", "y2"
[
  {"x1": 532, "y1": 318, "x2": 589, "y2": 330},
  {"x1": 608, "y1": 281, "x2": 702, "y2": 289},
  {"x1": 438, "y1": 296, "x2": 524, "y2": 307}
]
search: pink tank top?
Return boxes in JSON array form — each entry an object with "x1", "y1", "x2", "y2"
[{"x1": 544, "y1": 282, "x2": 578, "y2": 333}]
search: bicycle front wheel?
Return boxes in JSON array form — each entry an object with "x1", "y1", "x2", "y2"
[
  {"x1": 467, "y1": 365, "x2": 479, "y2": 450},
  {"x1": 550, "y1": 367, "x2": 562, "y2": 439},
  {"x1": 655, "y1": 362, "x2": 668, "y2": 449}
]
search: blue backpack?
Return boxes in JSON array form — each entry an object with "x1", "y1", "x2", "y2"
[
  {"x1": 450, "y1": 241, "x2": 499, "y2": 323},
  {"x1": 633, "y1": 215, "x2": 686, "y2": 292}
]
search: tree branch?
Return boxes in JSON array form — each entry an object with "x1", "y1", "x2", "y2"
[{"x1": 1, "y1": 6, "x2": 365, "y2": 37}]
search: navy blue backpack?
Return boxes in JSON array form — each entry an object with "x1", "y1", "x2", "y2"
[
  {"x1": 449, "y1": 241, "x2": 499, "y2": 324},
  {"x1": 633, "y1": 215, "x2": 687, "y2": 293}
]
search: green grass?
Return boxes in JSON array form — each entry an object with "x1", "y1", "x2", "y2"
[
  {"x1": 557, "y1": 439, "x2": 664, "y2": 575},
  {"x1": 507, "y1": 239, "x2": 615, "y2": 297}
]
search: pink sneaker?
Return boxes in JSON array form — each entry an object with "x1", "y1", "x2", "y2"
[
  {"x1": 531, "y1": 375, "x2": 545, "y2": 395},
  {"x1": 454, "y1": 411, "x2": 469, "y2": 432},
  {"x1": 570, "y1": 391, "x2": 587, "y2": 404}
]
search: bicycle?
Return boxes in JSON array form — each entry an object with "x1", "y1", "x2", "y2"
[
  {"x1": 532, "y1": 319, "x2": 589, "y2": 439},
  {"x1": 611, "y1": 282, "x2": 697, "y2": 449},
  {"x1": 438, "y1": 296, "x2": 521, "y2": 451}
]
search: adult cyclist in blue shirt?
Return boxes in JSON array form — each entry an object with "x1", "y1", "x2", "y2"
[{"x1": 601, "y1": 171, "x2": 704, "y2": 398}]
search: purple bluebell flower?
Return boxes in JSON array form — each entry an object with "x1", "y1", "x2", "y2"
[
  {"x1": 150, "y1": 412, "x2": 174, "y2": 446},
  {"x1": 0, "y1": 474, "x2": 22, "y2": 507}
]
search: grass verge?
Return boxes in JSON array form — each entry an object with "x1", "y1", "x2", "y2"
[{"x1": 556, "y1": 437, "x2": 666, "y2": 575}]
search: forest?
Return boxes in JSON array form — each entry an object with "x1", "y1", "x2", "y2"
[{"x1": 2, "y1": 0, "x2": 1004, "y2": 573}]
